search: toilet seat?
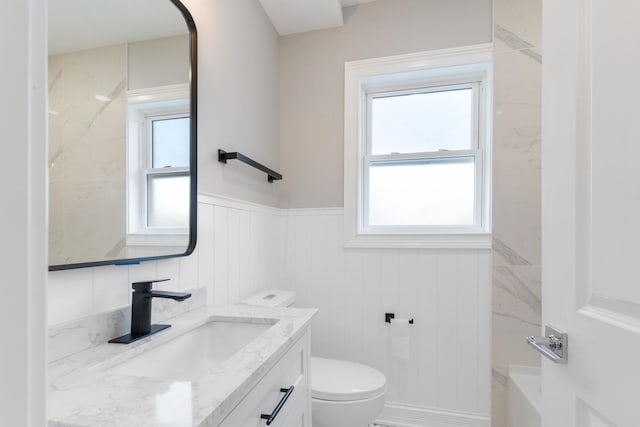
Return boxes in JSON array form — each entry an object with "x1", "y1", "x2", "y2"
[{"x1": 311, "y1": 357, "x2": 386, "y2": 401}]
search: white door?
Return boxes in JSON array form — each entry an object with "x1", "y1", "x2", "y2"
[{"x1": 542, "y1": 0, "x2": 640, "y2": 425}]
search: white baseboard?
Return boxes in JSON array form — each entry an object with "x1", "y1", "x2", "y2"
[{"x1": 375, "y1": 402, "x2": 490, "y2": 427}]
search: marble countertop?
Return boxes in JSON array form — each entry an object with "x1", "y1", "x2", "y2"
[{"x1": 48, "y1": 305, "x2": 317, "y2": 427}]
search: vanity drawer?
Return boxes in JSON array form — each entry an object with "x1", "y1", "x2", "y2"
[
  {"x1": 219, "y1": 331, "x2": 310, "y2": 427},
  {"x1": 274, "y1": 389, "x2": 308, "y2": 427}
]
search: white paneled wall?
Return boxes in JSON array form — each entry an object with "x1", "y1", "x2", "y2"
[
  {"x1": 281, "y1": 209, "x2": 491, "y2": 424},
  {"x1": 47, "y1": 194, "x2": 281, "y2": 326},
  {"x1": 47, "y1": 195, "x2": 491, "y2": 424},
  {"x1": 199, "y1": 194, "x2": 282, "y2": 307}
]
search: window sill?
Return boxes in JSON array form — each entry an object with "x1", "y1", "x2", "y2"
[
  {"x1": 344, "y1": 232, "x2": 492, "y2": 249},
  {"x1": 126, "y1": 234, "x2": 189, "y2": 247}
]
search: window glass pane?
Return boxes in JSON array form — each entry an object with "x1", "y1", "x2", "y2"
[
  {"x1": 147, "y1": 173, "x2": 189, "y2": 227},
  {"x1": 152, "y1": 117, "x2": 190, "y2": 168},
  {"x1": 371, "y1": 88, "x2": 473, "y2": 155},
  {"x1": 368, "y1": 158, "x2": 475, "y2": 226}
]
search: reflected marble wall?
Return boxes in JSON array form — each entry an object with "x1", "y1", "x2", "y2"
[
  {"x1": 492, "y1": 0, "x2": 542, "y2": 425},
  {"x1": 48, "y1": 44, "x2": 127, "y2": 266}
]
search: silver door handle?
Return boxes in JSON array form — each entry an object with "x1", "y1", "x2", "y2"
[{"x1": 526, "y1": 325, "x2": 568, "y2": 364}]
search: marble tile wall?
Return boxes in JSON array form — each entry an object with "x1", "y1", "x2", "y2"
[
  {"x1": 48, "y1": 44, "x2": 127, "y2": 265},
  {"x1": 491, "y1": 1, "x2": 542, "y2": 426}
]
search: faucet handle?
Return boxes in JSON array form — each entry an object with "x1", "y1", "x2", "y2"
[{"x1": 132, "y1": 278, "x2": 170, "y2": 292}]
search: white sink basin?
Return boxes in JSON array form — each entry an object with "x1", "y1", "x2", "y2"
[{"x1": 112, "y1": 319, "x2": 275, "y2": 381}]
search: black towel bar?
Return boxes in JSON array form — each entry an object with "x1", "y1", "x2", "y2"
[{"x1": 218, "y1": 149, "x2": 282, "y2": 182}]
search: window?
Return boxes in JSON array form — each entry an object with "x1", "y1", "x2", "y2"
[
  {"x1": 146, "y1": 114, "x2": 190, "y2": 228},
  {"x1": 127, "y1": 84, "x2": 190, "y2": 245},
  {"x1": 344, "y1": 46, "x2": 493, "y2": 248}
]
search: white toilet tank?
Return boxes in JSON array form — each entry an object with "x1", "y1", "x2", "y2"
[{"x1": 239, "y1": 289, "x2": 297, "y2": 308}]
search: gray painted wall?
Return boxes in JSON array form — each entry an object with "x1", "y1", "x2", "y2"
[
  {"x1": 128, "y1": 34, "x2": 190, "y2": 89},
  {"x1": 184, "y1": 0, "x2": 281, "y2": 207},
  {"x1": 278, "y1": 0, "x2": 493, "y2": 208}
]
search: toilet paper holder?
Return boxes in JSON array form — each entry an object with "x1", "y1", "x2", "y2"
[{"x1": 385, "y1": 313, "x2": 414, "y2": 324}]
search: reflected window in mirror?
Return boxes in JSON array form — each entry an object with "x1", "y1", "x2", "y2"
[
  {"x1": 126, "y1": 85, "x2": 190, "y2": 247},
  {"x1": 148, "y1": 116, "x2": 190, "y2": 227}
]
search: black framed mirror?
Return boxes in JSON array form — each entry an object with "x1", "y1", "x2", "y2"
[{"x1": 47, "y1": 0, "x2": 197, "y2": 270}]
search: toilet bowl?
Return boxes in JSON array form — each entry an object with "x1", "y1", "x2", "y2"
[
  {"x1": 311, "y1": 356, "x2": 386, "y2": 427},
  {"x1": 240, "y1": 290, "x2": 387, "y2": 427}
]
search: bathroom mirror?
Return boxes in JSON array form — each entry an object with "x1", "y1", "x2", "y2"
[{"x1": 48, "y1": 0, "x2": 197, "y2": 270}]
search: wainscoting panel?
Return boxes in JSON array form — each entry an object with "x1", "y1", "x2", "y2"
[
  {"x1": 198, "y1": 193, "x2": 282, "y2": 306},
  {"x1": 47, "y1": 195, "x2": 490, "y2": 423},
  {"x1": 280, "y1": 209, "x2": 491, "y2": 418}
]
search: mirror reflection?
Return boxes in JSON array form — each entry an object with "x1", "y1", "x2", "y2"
[{"x1": 48, "y1": 0, "x2": 196, "y2": 269}]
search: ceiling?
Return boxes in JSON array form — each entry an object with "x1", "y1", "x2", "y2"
[
  {"x1": 49, "y1": 0, "x2": 378, "y2": 55},
  {"x1": 259, "y1": 0, "x2": 377, "y2": 36}
]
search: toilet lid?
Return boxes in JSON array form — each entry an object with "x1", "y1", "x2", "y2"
[{"x1": 311, "y1": 357, "x2": 386, "y2": 401}]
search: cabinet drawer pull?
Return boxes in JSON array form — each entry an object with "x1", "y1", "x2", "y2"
[{"x1": 260, "y1": 386, "x2": 295, "y2": 425}]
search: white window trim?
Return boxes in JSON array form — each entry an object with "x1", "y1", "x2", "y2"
[
  {"x1": 126, "y1": 83, "x2": 190, "y2": 247},
  {"x1": 344, "y1": 44, "x2": 493, "y2": 249}
]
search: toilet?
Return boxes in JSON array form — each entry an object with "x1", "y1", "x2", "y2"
[{"x1": 240, "y1": 289, "x2": 387, "y2": 427}]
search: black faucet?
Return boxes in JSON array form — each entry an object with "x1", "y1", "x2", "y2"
[{"x1": 109, "y1": 279, "x2": 191, "y2": 344}]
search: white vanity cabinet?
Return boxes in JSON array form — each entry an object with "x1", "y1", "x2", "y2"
[
  {"x1": 48, "y1": 307, "x2": 318, "y2": 427},
  {"x1": 218, "y1": 329, "x2": 311, "y2": 427}
]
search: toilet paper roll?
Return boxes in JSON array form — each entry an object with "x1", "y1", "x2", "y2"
[{"x1": 390, "y1": 318, "x2": 410, "y2": 360}]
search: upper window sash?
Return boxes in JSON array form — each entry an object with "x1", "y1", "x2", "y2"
[
  {"x1": 365, "y1": 81, "x2": 481, "y2": 158},
  {"x1": 142, "y1": 112, "x2": 190, "y2": 169}
]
